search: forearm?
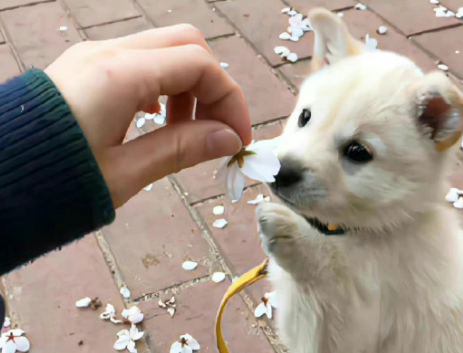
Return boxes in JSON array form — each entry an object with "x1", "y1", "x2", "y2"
[{"x1": 0, "y1": 69, "x2": 115, "y2": 275}]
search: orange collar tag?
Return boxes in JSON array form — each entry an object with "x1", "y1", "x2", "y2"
[{"x1": 215, "y1": 259, "x2": 269, "y2": 353}]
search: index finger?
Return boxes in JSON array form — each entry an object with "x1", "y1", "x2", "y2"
[{"x1": 117, "y1": 44, "x2": 252, "y2": 144}]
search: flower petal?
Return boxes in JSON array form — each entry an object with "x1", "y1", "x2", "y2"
[
  {"x1": 128, "y1": 312, "x2": 144, "y2": 324},
  {"x1": 268, "y1": 291, "x2": 278, "y2": 308},
  {"x1": 212, "y1": 272, "x2": 226, "y2": 283},
  {"x1": 254, "y1": 302, "x2": 267, "y2": 318},
  {"x1": 240, "y1": 150, "x2": 281, "y2": 183},
  {"x1": 75, "y1": 297, "x2": 92, "y2": 308},
  {"x1": 266, "y1": 303, "x2": 273, "y2": 319},
  {"x1": 454, "y1": 197, "x2": 463, "y2": 209},
  {"x1": 8, "y1": 330, "x2": 25, "y2": 337},
  {"x1": 213, "y1": 219, "x2": 228, "y2": 229},
  {"x1": 226, "y1": 164, "x2": 246, "y2": 201},
  {"x1": 182, "y1": 261, "x2": 198, "y2": 271},
  {"x1": 136, "y1": 118, "x2": 146, "y2": 128},
  {"x1": 130, "y1": 325, "x2": 145, "y2": 341},
  {"x1": 120, "y1": 285, "x2": 131, "y2": 299},
  {"x1": 167, "y1": 307, "x2": 176, "y2": 317},
  {"x1": 14, "y1": 337, "x2": 30, "y2": 352},
  {"x1": 117, "y1": 329, "x2": 130, "y2": 338},
  {"x1": 122, "y1": 306, "x2": 140, "y2": 319},
  {"x1": 3, "y1": 317, "x2": 10, "y2": 328},
  {"x1": 2, "y1": 340, "x2": 17, "y2": 353},
  {"x1": 127, "y1": 340, "x2": 138, "y2": 353},
  {"x1": 187, "y1": 337, "x2": 200, "y2": 350},
  {"x1": 114, "y1": 335, "x2": 130, "y2": 350},
  {"x1": 170, "y1": 341, "x2": 182, "y2": 353},
  {"x1": 0, "y1": 335, "x2": 7, "y2": 348},
  {"x1": 110, "y1": 316, "x2": 123, "y2": 324},
  {"x1": 446, "y1": 188, "x2": 460, "y2": 202},
  {"x1": 213, "y1": 205, "x2": 225, "y2": 215}
]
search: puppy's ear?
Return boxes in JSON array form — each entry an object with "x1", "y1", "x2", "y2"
[
  {"x1": 308, "y1": 8, "x2": 366, "y2": 72},
  {"x1": 413, "y1": 72, "x2": 463, "y2": 152}
]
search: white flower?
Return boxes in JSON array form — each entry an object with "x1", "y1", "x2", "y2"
[
  {"x1": 100, "y1": 303, "x2": 116, "y2": 320},
  {"x1": 354, "y1": 3, "x2": 367, "y2": 10},
  {"x1": 437, "y1": 63, "x2": 449, "y2": 71},
  {"x1": 220, "y1": 62, "x2": 229, "y2": 69},
  {"x1": 158, "y1": 296, "x2": 176, "y2": 317},
  {"x1": 446, "y1": 188, "x2": 461, "y2": 202},
  {"x1": 457, "y1": 7, "x2": 463, "y2": 18},
  {"x1": 254, "y1": 292, "x2": 277, "y2": 320},
  {"x1": 3, "y1": 317, "x2": 10, "y2": 328},
  {"x1": 182, "y1": 261, "x2": 198, "y2": 271},
  {"x1": 454, "y1": 197, "x2": 463, "y2": 209},
  {"x1": 0, "y1": 330, "x2": 30, "y2": 353},
  {"x1": 135, "y1": 117, "x2": 145, "y2": 128},
  {"x1": 365, "y1": 34, "x2": 378, "y2": 51},
  {"x1": 122, "y1": 306, "x2": 144, "y2": 325},
  {"x1": 120, "y1": 284, "x2": 131, "y2": 299},
  {"x1": 274, "y1": 46, "x2": 290, "y2": 57},
  {"x1": 377, "y1": 26, "x2": 388, "y2": 35},
  {"x1": 287, "y1": 52, "x2": 298, "y2": 62},
  {"x1": 75, "y1": 297, "x2": 92, "y2": 308},
  {"x1": 144, "y1": 103, "x2": 167, "y2": 125},
  {"x1": 434, "y1": 5, "x2": 454, "y2": 17},
  {"x1": 212, "y1": 205, "x2": 225, "y2": 215},
  {"x1": 114, "y1": 325, "x2": 144, "y2": 353},
  {"x1": 221, "y1": 138, "x2": 282, "y2": 201},
  {"x1": 212, "y1": 219, "x2": 228, "y2": 229},
  {"x1": 170, "y1": 334, "x2": 200, "y2": 353},
  {"x1": 212, "y1": 272, "x2": 226, "y2": 283}
]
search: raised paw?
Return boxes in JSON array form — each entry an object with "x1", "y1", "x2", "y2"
[{"x1": 256, "y1": 202, "x2": 301, "y2": 258}]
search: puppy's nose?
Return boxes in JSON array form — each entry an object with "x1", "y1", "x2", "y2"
[{"x1": 274, "y1": 158, "x2": 304, "y2": 188}]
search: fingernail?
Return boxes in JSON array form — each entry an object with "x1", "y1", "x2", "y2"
[{"x1": 206, "y1": 129, "x2": 242, "y2": 157}]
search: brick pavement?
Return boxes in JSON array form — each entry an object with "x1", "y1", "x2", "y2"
[{"x1": 0, "y1": 0, "x2": 463, "y2": 352}]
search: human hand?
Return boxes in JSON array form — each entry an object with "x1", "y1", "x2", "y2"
[{"x1": 44, "y1": 24, "x2": 252, "y2": 208}]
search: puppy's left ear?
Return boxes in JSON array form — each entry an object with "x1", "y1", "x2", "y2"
[{"x1": 414, "y1": 72, "x2": 463, "y2": 152}]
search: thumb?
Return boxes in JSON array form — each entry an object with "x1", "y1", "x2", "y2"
[{"x1": 102, "y1": 120, "x2": 242, "y2": 207}]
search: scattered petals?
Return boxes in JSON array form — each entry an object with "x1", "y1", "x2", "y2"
[
  {"x1": 114, "y1": 325, "x2": 144, "y2": 352},
  {"x1": 274, "y1": 46, "x2": 290, "y2": 57},
  {"x1": 287, "y1": 9, "x2": 298, "y2": 16},
  {"x1": 170, "y1": 334, "x2": 200, "y2": 353},
  {"x1": 446, "y1": 188, "x2": 461, "y2": 203},
  {"x1": 377, "y1": 26, "x2": 388, "y2": 35},
  {"x1": 454, "y1": 197, "x2": 463, "y2": 209},
  {"x1": 122, "y1": 306, "x2": 144, "y2": 324},
  {"x1": 437, "y1": 63, "x2": 449, "y2": 71},
  {"x1": 430, "y1": 0, "x2": 439, "y2": 4},
  {"x1": 0, "y1": 330, "x2": 30, "y2": 353},
  {"x1": 75, "y1": 297, "x2": 92, "y2": 308},
  {"x1": 212, "y1": 272, "x2": 226, "y2": 283},
  {"x1": 158, "y1": 297, "x2": 176, "y2": 318},
  {"x1": 434, "y1": 5, "x2": 455, "y2": 17},
  {"x1": 182, "y1": 261, "x2": 198, "y2": 271},
  {"x1": 213, "y1": 205, "x2": 225, "y2": 215},
  {"x1": 254, "y1": 292, "x2": 277, "y2": 319},
  {"x1": 120, "y1": 284, "x2": 131, "y2": 299},
  {"x1": 457, "y1": 7, "x2": 463, "y2": 18},
  {"x1": 59, "y1": 25, "x2": 68, "y2": 31},
  {"x1": 136, "y1": 118, "x2": 146, "y2": 128},
  {"x1": 100, "y1": 304, "x2": 116, "y2": 320},
  {"x1": 213, "y1": 219, "x2": 228, "y2": 229},
  {"x1": 143, "y1": 183, "x2": 153, "y2": 191},
  {"x1": 287, "y1": 52, "x2": 298, "y2": 62},
  {"x1": 281, "y1": 7, "x2": 291, "y2": 14},
  {"x1": 337, "y1": 12, "x2": 344, "y2": 17},
  {"x1": 279, "y1": 32, "x2": 291, "y2": 40},
  {"x1": 220, "y1": 62, "x2": 229, "y2": 69},
  {"x1": 365, "y1": 34, "x2": 378, "y2": 51},
  {"x1": 355, "y1": 3, "x2": 367, "y2": 10}
]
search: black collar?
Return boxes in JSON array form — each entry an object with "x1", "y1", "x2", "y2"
[{"x1": 304, "y1": 217, "x2": 347, "y2": 236}]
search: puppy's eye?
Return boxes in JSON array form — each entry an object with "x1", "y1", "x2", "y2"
[
  {"x1": 343, "y1": 142, "x2": 373, "y2": 163},
  {"x1": 298, "y1": 109, "x2": 311, "y2": 127}
]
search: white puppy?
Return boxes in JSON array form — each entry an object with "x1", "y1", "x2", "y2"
[{"x1": 257, "y1": 8, "x2": 463, "y2": 353}]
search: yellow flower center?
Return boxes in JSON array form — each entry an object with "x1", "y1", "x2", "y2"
[{"x1": 227, "y1": 148, "x2": 256, "y2": 168}]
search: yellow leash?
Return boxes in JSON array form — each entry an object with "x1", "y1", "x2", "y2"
[{"x1": 215, "y1": 259, "x2": 269, "y2": 353}]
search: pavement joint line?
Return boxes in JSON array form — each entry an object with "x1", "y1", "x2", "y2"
[
  {"x1": 0, "y1": 0, "x2": 55, "y2": 13},
  {"x1": 80, "y1": 15, "x2": 144, "y2": 30},
  {"x1": 132, "y1": 0, "x2": 159, "y2": 30},
  {"x1": 168, "y1": 173, "x2": 283, "y2": 353},
  {"x1": 407, "y1": 22, "x2": 463, "y2": 37}
]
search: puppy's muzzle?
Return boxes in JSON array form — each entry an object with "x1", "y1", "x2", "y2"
[{"x1": 272, "y1": 157, "x2": 304, "y2": 189}]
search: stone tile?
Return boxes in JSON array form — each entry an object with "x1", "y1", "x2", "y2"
[
  {"x1": 287, "y1": 0, "x2": 356, "y2": 12},
  {"x1": 101, "y1": 178, "x2": 212, "y2": 299},
  {"x1": 216, "y1": 0, "x2": 313, "y2": 66},
  {"x1": 412, "y1": 26, "x2": 463, "y2": 79},
  {"x1": 361, "y1": 0, "x2": 461, "y2": 36},
  {"x1": 137, "y1": 0, "x2": 234, "y2": 39},
  {"x1": 0, "y1": 26, "x2": 4, "y2": 44},
  {"x1": 63, "y1": 0, "x2": 140, "y2": 29},
  {"x1": 2, "y1": 236, "x2": 125, "y2": 352},
  {"x1": 449, "y1": 157, "x2": 463, "y2": 190},
  {"x1": 85, "y1": 18, "x2": 152, "y2": 40},
  {"x1": 278, "y1": 59, "x2": 311, "y2": 90},
  {"x1": 208, "y1": 36, "x2": 296, "y2": 125},
  {"x1": 0, "y1": 45, "x2": 21, "y2": 83},
  {"x1": 441, "y1": 0, "x2": 463, "y2": 12},
  {"x1": 175, "y1": 121, "x2": 285, "y2": 204},
  {"x1": 139, "y1": 280, "x2": 274, "y2": 353},
  {"x1": 195, "y1": 184, "x2": 273, "y2": 276},
  {"x1": 0, "y1": 0, "x2": 46, "y2": 11},
  {"x1": 1, "y1": 2, "x2": 81, "y2": 69}
]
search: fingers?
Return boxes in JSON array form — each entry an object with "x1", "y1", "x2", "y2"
[
  {"x1": 166, "y1": 92, "x2": 195, "y2": 124},
  {"x1": 109, "y1": 24, "x2": 212, "y2": 53},
  {"x1": 117, "y1": 45, "x2": 252, "y2": 145},
  {"x1": 102, "y1": 121, "x2": 242, "y2": 207}
]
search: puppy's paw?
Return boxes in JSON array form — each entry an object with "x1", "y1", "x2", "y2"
[{"x1": 257, "y1": 203, "x2": 300, "y2": 258}]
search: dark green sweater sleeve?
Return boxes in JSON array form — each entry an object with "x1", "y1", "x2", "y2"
[{"x1": 0, "y1": 69, "x2": 115, "y2": 274}]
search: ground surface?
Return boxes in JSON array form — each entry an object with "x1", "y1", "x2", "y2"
[{"x1": 1, "y1": 0, "x2": 463, "y2": 352}]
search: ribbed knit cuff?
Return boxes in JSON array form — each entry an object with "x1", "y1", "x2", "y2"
[{"x1": 0, "y1": 69, "x2": 115, "y2": 274}]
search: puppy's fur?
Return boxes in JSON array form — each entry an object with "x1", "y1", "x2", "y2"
[{"x1": 257, "y1": 9, "x2": 463, "y2": 353}]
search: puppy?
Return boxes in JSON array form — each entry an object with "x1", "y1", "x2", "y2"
[{"x1": 257, "y1": 8, "x2": 463, "y2": 353}]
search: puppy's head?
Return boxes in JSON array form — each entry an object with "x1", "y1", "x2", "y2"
[{"x1": 272, "y1": 9, "x2": 463, "y2": 230}]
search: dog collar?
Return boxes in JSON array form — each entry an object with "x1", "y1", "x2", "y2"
[{"x1": 304, "y1": 217, "x2": 347, "y2": 236}]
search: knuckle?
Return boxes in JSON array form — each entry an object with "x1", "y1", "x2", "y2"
[
  {"x1": 173, "y1": 131, "x2": 188, "y2": 172},
  {"x1": 177, "y1": 23, "x2": 205, "y2": 40}
]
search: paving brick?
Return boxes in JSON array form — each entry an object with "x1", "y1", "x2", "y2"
[
  {"x1": 101, "y1": 178, "x2": 212, "y2": 299},
  {"x1": 138, "y1": 280, "x2": 274, "y2": 353},
  {"x1": 2, "y1": 236, "x2": 125, "y2": 352},
  {"x1": 0, "y1": 0, "x2": 46, "y2": 11},
  {"x1": 412, "y1": 26, "x2": 463, "y2": 79},
  {"x1": 0, "y1": 26, "x2": 5, "y2": 44},
  {"x1": 216, "y1": 0, "x2": 313, "y2": 66},
  {"x1": 278, "y1": 60, "x2": 311, "y2": 90},
  {"x1": 63, "y1": 0, "x2": 140, "y2": 29},
  {"x1": 361, "y1": 0, "x2": 461, "y2": 36},
  {"x1": 286, "y1": 0, "x2": 356, "y2": 12},
  {"x1": 441, "y1": 0, "x2": 463, "y2": 12},
  {"x1": 175, "y1": 121, "x2": 285, "y2": 204},
  {"x1": 85, "y1": 18, "x2": 152, "y2": 40},
  {"x1": 137, "y1": 0, "x2": 233, "y2": 39},
  {"x1": 209, "y1": 36, "x2": 295, "y2": 125},
  {"x1": 0, "y1": 45, "x2": 21, "y2": 83},
  {"x1": 1, "y1": 2, "x2": 81, "y2": 69}
]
